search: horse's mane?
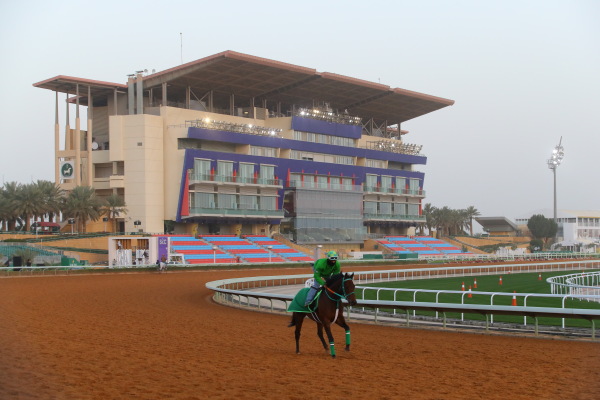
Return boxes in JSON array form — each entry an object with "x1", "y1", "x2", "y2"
[{"x1": 325, "y1": 273, "x2": 344, "y2": 286}]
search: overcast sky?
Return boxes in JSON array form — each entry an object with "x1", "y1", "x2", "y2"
[{"x1": 1, "y1": 1, "x2": 598, "y2": 227}]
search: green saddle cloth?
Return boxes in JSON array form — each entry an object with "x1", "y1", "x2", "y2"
[{"x1": 287, "y1": 287, "x2": 321, "y2": 313}]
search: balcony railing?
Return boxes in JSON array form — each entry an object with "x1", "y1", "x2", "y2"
[
  {"x1": 188, "y1": 207, "x2": 284, "y2": 218},
  {"x1": 190, "y1": 173, "x2": 282, "y2": 186},
  {"x1": 363, "y1": 185, "x2": 425, "y2": 197},
  {"x1": 363, "y1": 213, "x2": 426, "y2": 222}
]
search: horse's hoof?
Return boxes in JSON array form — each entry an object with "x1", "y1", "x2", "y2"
[
  {"x1": 331, "y1": 355, "x2": 336, "y2": 359},
  {"x1": 345, "y1": 347, "x2": 350, "y2": 352}
]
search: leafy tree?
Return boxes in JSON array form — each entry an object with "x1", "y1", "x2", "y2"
[
  {"x1": 62, "y1": 186, "x2": 103, "y2": 233},
  {"x1": 527, "y1": 214, "x2": 558, "y2": 247},
  {"x1": 101, "y1": 194, "x2": 128, "y2": 233},
  {"x1": 421, "y1": 203, "x2": 436, "y2": 236},
  {"x1": 529, "y1": 239, "x2": 544, "y2": 253}
]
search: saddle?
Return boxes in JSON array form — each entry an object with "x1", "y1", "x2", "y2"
[{"x1": 287, "y1": 287, "x2": 322, "y2": 313}]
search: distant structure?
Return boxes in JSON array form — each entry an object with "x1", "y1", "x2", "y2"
[
  {"x1": 515, "y1": 209, "x2": 600, "y2": 245},
  {"x1": 33, "y1": 50, "x2": 454, "y2": 248},
  {"x1": 474, "y1": 217, "x2": 519, "y2": 237}
]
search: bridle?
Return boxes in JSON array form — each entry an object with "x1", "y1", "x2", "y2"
[{"x1": 324, "y1": 275, "x2": 355, "y2": 303}]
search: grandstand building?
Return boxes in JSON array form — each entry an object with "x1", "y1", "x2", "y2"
[{"x1": 33, "y1": 51, "x2": 454, "y2": 246}]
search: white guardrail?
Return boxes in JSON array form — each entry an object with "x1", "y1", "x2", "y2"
[{"x1": 206, "y1": 260, "x2": 600, "y2": 339}]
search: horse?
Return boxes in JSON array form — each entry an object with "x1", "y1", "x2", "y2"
[{"x1": 288, "y1": 272, "x2": 358, "y2": 358}]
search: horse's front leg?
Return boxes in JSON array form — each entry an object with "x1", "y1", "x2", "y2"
[
  {"x1": 322, "y1": 321, "x2": 336, "y2": 358},
  {"x1": 335, "y1": 312, "x2": 351, "y2": 352},
  {"x1": 316, "y1": 323, "x2": 327, "y2": 351}
]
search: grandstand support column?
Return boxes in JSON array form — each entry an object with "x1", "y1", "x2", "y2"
[
  {"x1": 136, "y1": 72, "x2": 143, "y2": 114},
  {"x1": 64, "y1": 92, "x2": 70, "y2": 151},
  {"x1": 230, "y1": 94, "x2": 235, "y2": 116},
  {"x1": 86, "y1": 86, "x2": 93, "y2": 186},
  {"x1": 54, "y1": 91, "x2": 60, "y2": 183},
  {"x1": 186, "y1": 86, "x2": 190, "y2": 109},
  {"x1": 162, "y1": 82, "x2": 167, "y2": 107},
  {"x1": 75, "y1": 83, "x2": 81, "y2": 186},
  {"x1": 113, "y1": 88, "x2": 118, "y2": 115},
  {"x1": 208, "y1": 90, "x2": 213, "y2": 112}
]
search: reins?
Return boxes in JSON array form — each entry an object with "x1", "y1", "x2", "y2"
[{"x1": 323, "y1": 276, "x2": 354, "y2": 303}]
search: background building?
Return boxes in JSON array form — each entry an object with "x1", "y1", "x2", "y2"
[
  {"x1": 33, "y1": 50, "x2": 454, "y2": 247},
  {"x1": 515, "y1": 209, "x2": 600, "y2": 245}
]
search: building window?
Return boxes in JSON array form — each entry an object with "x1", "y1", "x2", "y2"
[
  {"x1": 260, "y1": 164, "x2": 275, "y2": 180},
  {"x1": 364, "y1": 201, "x2": 377, "y2": 214},
  {"x1": 250, "y1": 146, "x2": 277, "y2": 157},
  {"x1": 409, "y1": 178, "x2": 420, "y2": 192},
  {"x1": 239, "y1": 195, "x2": 258, "y2": 210},
  {"x1": 394, "y1": 203, "x2": 407, "y2": 215},
  {"x1": 217, "y1": 193, "x2": 236, "y2": 209},
  {"x1": 407, "y1": 203, "x2": 419, "y2": 216},
  {"x1": 260, "y1": 197, "x2": 276, "y2": 210},
  {"x1": 290, "y1": 150, "x2": 354, "y2": 165},
  {"x1": 217, "y1": 161, "x2": 233, "y2": 182},
  {"x1": 192, "y1": 192, "x2": 215, "y2": 208},
  {"x1": 239, "y1": 163, "x2": 254, "y2": 183},
  {"x1": 366, "y1": 159, "x2": 385, "y2": 168},
  {"x1": 381, "y1": 176, "x2": 392, "y2": 190},
  {"x1": 293, "y1": 130, "x2": 355, "y2": 147},
  {"x1": 365, "y1": 174, "x2": 377, "y2": 191},
  {"x1": 193, "y1": 159, "x2": 211, "y2": 180},
  {"x1": 379, "y1": 202, "x2": 392, "y2": 214}
]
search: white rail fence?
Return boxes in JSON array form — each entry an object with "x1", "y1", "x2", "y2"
[
  {"x1": 206, "y1": 260, "x2": 600, "y2": 339},
  {"x1": 548, "y1": 271, "x2": 600, "y2": 301}
]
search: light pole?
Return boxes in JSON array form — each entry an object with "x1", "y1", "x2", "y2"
[
  {"x1": 134, "y1": 220, "x2": 141, "y2": 233},
  {"x1": 103, "y1": 217, "x2": 109, "y2": 232},
  {"x1": 547, "y1": 137, "x2": 564, "y2": 224},
  {"x1": 267, "y1": 245, "x2": 273, "y2": 262},
  {"x1": 68, "y1": 218, "x2": 75, "y2": 234},
  {"x1": 315, "y1": 244, "x2": 322, "y2": 261},
  {"x1": 212, "y1": 245, "x2": 218, "y2": 264}
]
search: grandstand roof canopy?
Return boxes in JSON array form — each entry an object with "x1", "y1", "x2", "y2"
[
  {"x1": 475, "y1": 217, "x2": 519, "y2": 233},
  {"x1": 33, "y1": 50, "x2": 454, "y2": 124}
]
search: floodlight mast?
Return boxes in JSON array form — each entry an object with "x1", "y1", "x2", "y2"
[{"x1": 547, "y1": 137, "x2": 564, "y2": 224}]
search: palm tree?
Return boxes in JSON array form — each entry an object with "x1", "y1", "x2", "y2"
[
  {"x1": 35, "y1": 180, "x2": 65, "y2": 224},
  {"x1": 62, "y1": 186, "x2": 103, "y2": 233},
  {"x1": 422, "y1": 203, "x2": 437, "y2": 236},
  {"x1": 101, "y1": 194, "x2": 128, "y2": 233},
  {"x1": 1, "y1": 182, "x2": 21, "y2": 231},
  {"x1": 14, "y1": 182, "x2": 41, "y2": 232},
  {"x1": 464, "y1": 206, "x2": 480, "y2": 236}
]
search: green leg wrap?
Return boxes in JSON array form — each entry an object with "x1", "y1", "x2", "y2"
[
  {"x1": 345, "y1": 330, "x2": 351, "y2": 346},
  {"x1": 329, "y1": 342, "x2": 336, "y2": 357}
]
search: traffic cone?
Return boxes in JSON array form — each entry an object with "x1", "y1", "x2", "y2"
[
  {"x1": 461, "y1": 281, "x2": 465, "y2": 291},
  {"x1": 468, "y1": 285, "x2": 472, "y2": 298},
  {"x1": 511, "y1": 291, "x2": 517, "y2": 306},
  {"x1": 473, "y1": 278, "x2": 478, "y2": 289},
  {"x1": 538, "y1": 273, "x2": 542, "y2": 281},
  {"x1": 499, "y1": 276, "x2": 503, "y2": 286}
]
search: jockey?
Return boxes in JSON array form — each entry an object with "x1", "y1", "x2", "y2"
[{"x1": 304, "y1": 250, "x2": 341, "y2": 306}]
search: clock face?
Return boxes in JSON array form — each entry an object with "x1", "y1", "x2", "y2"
[{"x1": 61, "y1": 162, "x2": 73, "y2": 178}]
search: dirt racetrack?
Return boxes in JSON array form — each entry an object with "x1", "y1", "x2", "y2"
[{"x1": 1, "y1": 268, "x2": 599, "y2": 400}]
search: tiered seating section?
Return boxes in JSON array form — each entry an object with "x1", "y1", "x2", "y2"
[
  {"x1": 377, "y1": 236, "x2": 470, "y2": 257},
  {"x1": 166, "y1": 235, "x2": 312, "y2": 264},
  {"x1": 244, "y1": 236, "x2": 313, "y2": 262},
  {"x1": 169, "y1": 236, "x2": 237, "y2": 264}
]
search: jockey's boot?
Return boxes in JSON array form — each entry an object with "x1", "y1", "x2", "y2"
[{"x1": 304, "y1": 287, "x2": 318, "y2": 307}]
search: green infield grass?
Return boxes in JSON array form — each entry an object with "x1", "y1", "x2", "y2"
[{"x1": 356, "y1": 270, "x2": 600, "y2": 328}]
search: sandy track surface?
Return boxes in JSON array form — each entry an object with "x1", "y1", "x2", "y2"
[{"x1": 1, "y1": 268, "x2": 599, "y2": 400}]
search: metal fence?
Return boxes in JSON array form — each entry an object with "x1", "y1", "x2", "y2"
[{"x1": 206, "y1": 260, "x2": 600, "y2": 339}]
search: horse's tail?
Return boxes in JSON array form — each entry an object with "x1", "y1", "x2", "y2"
[{"x1": 287, "y1": 315, "x2": 296, "y2": 327}]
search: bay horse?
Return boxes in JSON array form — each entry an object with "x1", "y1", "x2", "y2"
[{"x1": 288, "y1": 272, "x2": 358, "y2": 358}]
